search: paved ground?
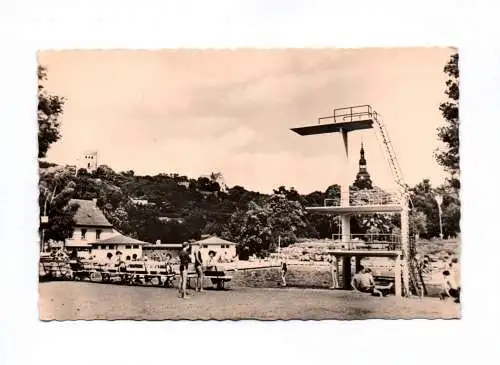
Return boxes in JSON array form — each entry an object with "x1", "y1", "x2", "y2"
[{"x1": 39, "y1": 281, "x2": 460, "y2": 320}]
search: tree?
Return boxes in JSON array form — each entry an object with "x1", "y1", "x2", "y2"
[
  {"x1": 38, "y1": 65, "x2": 65, "y2": 158},
  {"x1": 435, "y1": 53, "x2": 459, "y2": 189},
  {"x1": 265, "y1": 194, "x2": 308, "y2": 249},
  {"x1": 224, "y1": 201, "x2": 272, "y2": 256},
  {"x1": 39, "y1": 167, "x2": 78, "y2": 243},
  {"x1": 410, "y1": 179, "x2": 439, "y2": 238},
  {"x1": 409, "y1": 211, "x2": 428, "y2": 236}
]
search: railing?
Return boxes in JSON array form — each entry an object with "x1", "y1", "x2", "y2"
[
  {"x1": 330, "y1": 233, "x2": 401, "y2": 251},
  {"x1": 323, "y1": 189, "x2": 403, "y2": 207},
  {"x1": 317, "y1": 105, "x2": 375, "y2": 124}
]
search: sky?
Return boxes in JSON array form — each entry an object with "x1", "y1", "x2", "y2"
[{"x1": 39, "y1": 48, "x2": 455, "y2": 194}]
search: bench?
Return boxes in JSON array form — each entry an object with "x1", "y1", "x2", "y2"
[{"x1": 185, "y1": 271, "x2": 232, "y2": 290}]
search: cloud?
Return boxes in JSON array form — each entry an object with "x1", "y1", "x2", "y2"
[{"x1": 41, "y1": 48, "x2": 453, "y2": 193}]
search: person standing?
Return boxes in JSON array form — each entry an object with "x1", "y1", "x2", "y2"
[
  {"x1": 450, "y1": 257, "x2": 461, "y2": 290},
  {"x1": 439, "y1": 270, "x2": 460, "y2": 303},
  {"x1": 280, "y1": 260, "x2": 288, "y2": 287},
  {"x1": 328, "y1": 255, "x2": 339, "y2": 289},
  {"x1": 193, "y1": 245, "x2": 204, "y2": 292},
  {"x1": 178, "y1": 242, "x2": 191, "y2": 299}
]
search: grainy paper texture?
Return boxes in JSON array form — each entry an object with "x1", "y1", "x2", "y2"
[{"x1": 38, "y1": 48, "x2": 460, "y2": 320}]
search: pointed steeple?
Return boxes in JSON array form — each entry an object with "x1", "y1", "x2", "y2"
[
  {"x1": 353, "y1": 142, "x2": 373, "y2": 190},
  {"x1": 359, "y1": 142, "x2": 367, "y2": 170}
]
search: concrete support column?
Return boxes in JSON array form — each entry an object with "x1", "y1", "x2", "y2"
[
  {"x1": 355, "y1": 256, "x2": 362, "y2": 273},
  {"x1": 341, "y1": 214, "x2": 351, "y2": 248},
  {"x1": 401, "y1": 196, "x2": 410, "y2": 297},
  {"x1": 342, "y1": 256, "x2": 352, "y2": 289},
  {"x1": 395, "y1": 254, "x2": 402, "y2": 298},
  {"x1": 340, "y1": 129, "x2": 350, "y2": 207}
]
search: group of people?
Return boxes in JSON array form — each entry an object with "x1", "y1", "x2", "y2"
[{"x1": 177, "y1": 242, "x2": 219, "y2": 299}]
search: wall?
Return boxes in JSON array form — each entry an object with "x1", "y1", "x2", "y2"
[
  {"x1": 65, "y1": 227, "x2": 115, "y2": 247},
  {"x1": 230, "y1": 263, "x2": 444, "y2": 297},
  {"x1": 91, "y1": 244, "x2": 142, "y2": 261},
  {"x1": 231, "y1": 265, "x2": 335, "y2": 289},
  {"x1": 77, "y1": 151, "x2": 98, "y2": 172},
  {"x1": 142, "y1": 247, "x2": 181, "y2": 260}
]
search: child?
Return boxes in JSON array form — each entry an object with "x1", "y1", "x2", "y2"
[{"x1": 280, "y1": 260, "x2": 288, "y2": 287}]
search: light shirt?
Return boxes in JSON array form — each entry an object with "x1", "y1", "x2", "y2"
[
  {"x1": 451, "y1": 264, "x2": 461, "y2": 286},
  {"x1": 359, "y1": 273, "x2": 375, "y2": 289},
  {"x1": 353, "y1": 272, "x2": 374, "y2": 290},
  {"x1": 206, "y1": 257, "x2": 217, "y2": 267},
  {"x1": 442, "y1": 275, "x2": 458, "y2": 291}
]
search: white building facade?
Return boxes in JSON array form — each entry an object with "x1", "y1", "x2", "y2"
[{"x1": 193, "y1": 236, "x2": 238, "y2": 262}]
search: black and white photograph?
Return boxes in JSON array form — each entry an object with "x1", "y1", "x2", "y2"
[{"x1": 37, "y1": 48, "x2": 460, "y2": 320}]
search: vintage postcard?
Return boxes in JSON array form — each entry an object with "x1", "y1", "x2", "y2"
[{"x1": 38, "y1": 48, "x2": 460, "y2": 320}]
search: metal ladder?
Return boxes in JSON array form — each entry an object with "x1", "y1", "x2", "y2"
[
  {"x1": 407, "y1": 238, "x2": 427, "y2": 297},
  {"x1": 372, "y1": 112, "x2": 407, "y2": 194},
  {"x1": 372, "y1": 111, "x2": 424, "y2": 296}
]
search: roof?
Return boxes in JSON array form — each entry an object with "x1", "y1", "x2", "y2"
[
  {"x1": 143, "y1": 243, "x2": 182, "y2": 249},
  {"x1": 69, "y1": 199, "x2": 113, "y2": 227},
  {"x1": 89, "y1": 233, "x2": 149, "y2": 246},
  {"x1": 194, "y1": 236, "x2": 237, "y2": 246}
]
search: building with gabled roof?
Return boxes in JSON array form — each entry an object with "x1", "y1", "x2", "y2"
[
  {"x1": 65, "y1": 198, "x2": 115, "y2": 252},
  {"x1": 192, "y1": 235, "x2": 238, "y2": 262},
  {"x1": 89, "y1": 232, "x2": 149, "y2": 261}
]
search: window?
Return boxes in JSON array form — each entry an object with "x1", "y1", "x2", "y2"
[
  {"x1": 107, "y1": 245, "x2": 112, "y2": 249},
  {"x1": 203, "y1": 245, "x2": 208, "y2": 248},
  {"x1": 99, "y1": 245, "x2": 104, "y2": 250},
  {"x1": 96, "y1": 229, "x2": 102, "y2": 240},
  {"x1": 125, "y1": 245, "x2": 132, "y2": 249},
  {"x1": 81, "y1": 229, "x2": 87, "y2": 239},
  {"x1": 133, "y1": 245, "x2": 139, "y2": 249},
  {"x1": 70, "y1": 230, "x2": 74, "y2": 239},
  {"x1": 126, "y1": 256, "x2": 131, "y2": 261}
]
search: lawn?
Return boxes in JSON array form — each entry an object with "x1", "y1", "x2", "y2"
[{"x1": 39, "y1": 281, "x2": 460, "y2": 320}]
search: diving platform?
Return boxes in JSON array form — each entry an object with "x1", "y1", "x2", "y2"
[
  {"x1": 289, "y1": 104, "x2": 411, "y2": 297},
  {"x1": 291, "y1": 105, "x2": 376, "y2": 136},
  {"x1": 326, "y1": 249, "x2": 401, "y2": 258},
  {"x1": 307, "y1": 188, "x2": 404, "y2": 214},
  {"x1": 291, "y1": 119, "x2": 373, "y2": 136},
  {"x1": 306, "y1": 204, "x2": 402, "y2": 214}
]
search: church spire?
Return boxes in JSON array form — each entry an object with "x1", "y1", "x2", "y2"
[
  {"x1": 359, "y1": 142, "x2": 366, "y2": 169},
  {"x1": 353, "y1": 142, "x2": 373, "y2": 190}
]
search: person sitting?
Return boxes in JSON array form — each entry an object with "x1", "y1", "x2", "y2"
[
  {"x1": 205, "y1": 250, "x2": 218, "y2": 275},
  {"x1": 351, "y1": 267, "x2": 383, "y2": 297},
  {"x1": 116, "y1": 251, "x2": 126, "y2": 273},
  {"x1": 104, "y1": 252, "x2": 115, "y2": 269},
  {"x1": 165, "y1": 253, "x2": 174, "y2": 274},
  {"x1": 439, "y1": 270, "x2": 460, "y2": 303}
]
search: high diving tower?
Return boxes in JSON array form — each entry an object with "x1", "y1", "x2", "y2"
[{"x1": 291, "y1": 105, "x2": 411, "y2": 297}]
